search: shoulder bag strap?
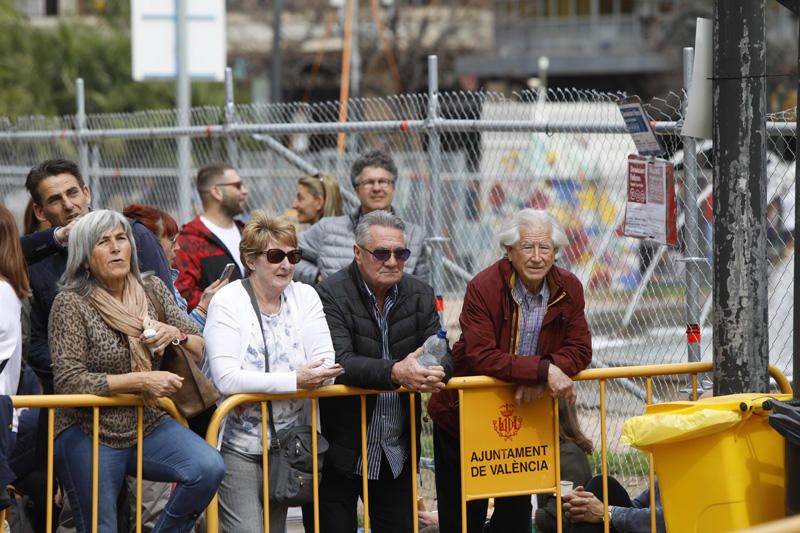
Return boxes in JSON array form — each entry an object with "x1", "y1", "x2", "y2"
[{"x1": 242, "y1": 278, "x2": 280, "y2": 448}]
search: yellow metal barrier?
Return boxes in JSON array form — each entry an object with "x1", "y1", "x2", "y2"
[
  {"x1": 8, "y1": 395, "x2": 184, "y2": 533},
  {"x1": 202, "y1": 362, "x2": 791, "y2": 533},
  {"x1": 5, "y1": 363, "x2": 789, "y2": 533},
  {"x1": 737, "y1": 513, "x2": 800, "y2": 532}
]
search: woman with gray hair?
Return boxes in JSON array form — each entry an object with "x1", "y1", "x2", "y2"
[{"x1": 49, "y1": 209, "x2": 224, "y2": 533}]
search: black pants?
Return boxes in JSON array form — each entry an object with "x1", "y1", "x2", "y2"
[
  {"x1": 571, "y1": 476, "x2": 632, "y2": 533},
  {"x1": 318, "y1": 453, "x2": 413, "y2": 533},
  {"x1": 434, "y1": 424, "x2": 531, "y2": 533}
]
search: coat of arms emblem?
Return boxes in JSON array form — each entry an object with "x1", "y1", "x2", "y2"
[{"x1": 492, "y1": 403, "x2": 522, "y2": 441}]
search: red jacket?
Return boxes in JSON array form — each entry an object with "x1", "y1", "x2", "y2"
[
  {"x1": 174, "y1": 216, "x2": 244, "y2": 310},
  {"x1": 428, "y1": 258, "x2": 592, "y2": 437}
]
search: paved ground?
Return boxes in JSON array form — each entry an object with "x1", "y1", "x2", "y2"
[{"x1": 286, "y1": 518, "x2": 305, "y2": 532}]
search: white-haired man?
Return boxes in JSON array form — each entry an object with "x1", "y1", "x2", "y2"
[{"x1": 428, "y1": 208, "x2": 593, "y2": 533}]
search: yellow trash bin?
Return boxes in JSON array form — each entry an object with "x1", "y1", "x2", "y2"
[{"x1": 621, "y1": 393, "x2": 791, "y2": 533}]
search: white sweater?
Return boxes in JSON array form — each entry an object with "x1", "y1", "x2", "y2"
[
  {"x1": 0, "y1": 281, "x2": 21, "y2": 397},
  {"x1": 204, "y1": 279, "x2": 335, "y2": 397}
]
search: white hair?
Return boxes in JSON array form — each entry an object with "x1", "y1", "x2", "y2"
[
  {"x1": 496, "y1": 208, "x2": 568, "y2": 251},
  {"x1": 354, "y1": 210, "x2": 407, "y2": 247}
]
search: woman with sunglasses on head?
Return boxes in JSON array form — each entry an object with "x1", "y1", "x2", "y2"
[
  {"x1": 204, "y1": 210, "x2": 344, "y2": 533},
  {"x1": 291, "y1": 174, "x2": 343, "y2": 226}
]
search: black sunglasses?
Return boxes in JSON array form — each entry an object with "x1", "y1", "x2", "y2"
[
  {"x1": 261, "y1": 249, "x2": 303, "y2": 264},
  {"x1": 359, "y1": 245, "x2": 411, "y2": 262},
  {"x1": 215, "y1": 181, "x2": 244, "y2": 190}
]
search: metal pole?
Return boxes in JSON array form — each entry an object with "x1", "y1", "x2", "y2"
[
  {"x1": 427, "y1": 55, "x2": 444, "y2": 306},
  {"x1": 348, "y1": 0, "x2": 361, "y2": 152},
  {"x1": 176, "y1": 0, "x2": 192, "y2": 225},
  {"x1": 272, "y1": 0, "x2": 283, "y2": 103},
  {"x1": 224, "y1": 67, "x2": 239, "y2": 168},
  {"x1": 712, "y1": 0, "x2": 769, "y2": 394},
  {"x1": 350, "y1": 0, "x2": 360, "y2": 101},
  {"x1": 681, "y1": 47, "x2": 703, "y2": 392},
  {"x1": 781, "y1": 0, "x2": 800, "y2": 517},
  {"x1": 90, "y1": 145, "x2": 101, "y2": 205},
  {"x1": 75, "y1": 78, "x2": 90, "y2": 191}
]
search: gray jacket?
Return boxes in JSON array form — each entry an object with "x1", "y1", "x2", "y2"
[{"x1": 294, "y1": 209, "x2": 429, "y2": 285}]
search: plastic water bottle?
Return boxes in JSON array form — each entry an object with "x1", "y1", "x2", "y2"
[{"x1": 418, "y1": 328, "x2": 448, "y2": 368}]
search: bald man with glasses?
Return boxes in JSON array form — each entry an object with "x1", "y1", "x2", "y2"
[
  {"x1": 174, "y1": 161, "x2": 249, "y2": 311},
  {"x1": 294, "y1": 149, "x2": 429, "y2": 286}
]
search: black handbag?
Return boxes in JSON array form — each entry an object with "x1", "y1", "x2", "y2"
[{"x1": 243, "y1": 278, "x2": 328, "y2": 506}]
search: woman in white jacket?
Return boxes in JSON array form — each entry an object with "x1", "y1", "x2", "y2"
[
  {"x1": 204, "y1": 211, "x2": 343, "y2": 533},
  {"x1": 0, "y1": 204, "x2": 28, "y2": 397}
]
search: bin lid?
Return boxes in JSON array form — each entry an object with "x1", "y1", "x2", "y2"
[{"x1": 620, "y1": 393, "x2": 791, "y2": 449}]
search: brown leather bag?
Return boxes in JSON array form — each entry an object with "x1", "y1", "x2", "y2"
[
  {"x1": 160, "y1": 343, "x2": 220, "y2": 418},
  {"x1": 147, "y1": 287, "x2": 220, "y2": 419}
]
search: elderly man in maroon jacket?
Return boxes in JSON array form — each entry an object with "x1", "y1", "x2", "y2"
[{"x1": 428, "y1": 208, "x2": 592, "y2": 533}]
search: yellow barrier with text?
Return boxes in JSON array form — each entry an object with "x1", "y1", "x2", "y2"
[{"x1": 458, "y1": 387, "x2": 563, "y2": 530}]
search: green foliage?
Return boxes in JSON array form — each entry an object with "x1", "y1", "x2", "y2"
[
  {"x1": 589, "y1": 449, "x2": 650, "y2": 477},
  {"x1": 0, "y1": 3, "x2": 243, "y2": 118}
]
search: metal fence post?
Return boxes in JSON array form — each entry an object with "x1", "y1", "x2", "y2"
[
  {"x1": 426, "y1": 55, "x2": 444, "y2": 312},
  {"x1": 681, "y1": 47, "x2": 703, "y2": 392},
  {"x1": 224, "y1": 67, "x2": 239, "y2": 168},
  {"x1": 75, "y1": 78, "x2": 90, "y2": 189},
  {"x1": 176, "y1": 0, "x2": 192, "y2": 225}
]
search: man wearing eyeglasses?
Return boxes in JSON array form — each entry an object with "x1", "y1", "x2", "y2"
[
  {"x1": 174, "y1": 162, "x2": 248, "y2": 311},
  {"x1": 294, "y1": 150, "x2": 429, "y2": 286},
  {"x1": 428, "y1": 208, "x2": 592, "y2": 533},
  {"x1": 315, "y1": 210, "x2": 453, "y2": 533}
]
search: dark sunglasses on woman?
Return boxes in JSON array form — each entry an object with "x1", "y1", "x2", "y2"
[{"x1": 261, "y1": 249, "x2": 303, "y2": 264}]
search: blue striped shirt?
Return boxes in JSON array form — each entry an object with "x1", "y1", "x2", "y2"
[
  {"x1": 513, "y1": 276, "x2": 550, "y2": 356},
  {"x1": 355, "y1": 282, "x2": 408, "y2": 480}
]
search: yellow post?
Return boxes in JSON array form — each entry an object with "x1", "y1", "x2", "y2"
[
  {"x1": 409, "y1": 394, "x2": 419, "y2": 533},
  {"x1": 554, "y1": 397, "x2": 562, "y2": 533},
  {"x1": 311, "y1": 399, "x2": 320, "y2": 533},
  {"x1": 136, "y1": 406, "x2": 143, "y2": 533},
  {"x1": 262, "y1": 402, "x2": 269, "y2": 533},
  {"x1": 46, "y1": 408, "x2": 54, "y2": 533},
  {"x1": 599, "y1": 381, "x2": 608, "y2": 533},
  {"x1": 458, "y1": 389, "x2": 467, "y2": 531},
  {"x1": 360, "y1": 395, "x2": 370, "y2": 532},
  {"x1": 92, "y1": 407, "x2": 99, "y2": 533},
  {"x1": 646, "y1": 377, "x2": 656, "y2": 533}
]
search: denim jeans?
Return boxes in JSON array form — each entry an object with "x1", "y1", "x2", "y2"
[
  {"x1": 55, "y1": 418, "x2": 225, "y2": 533},
  {"x1": 217, "y1": 445, "x2": 289, "y2": 533}
]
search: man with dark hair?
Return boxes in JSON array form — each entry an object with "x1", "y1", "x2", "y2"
[
  {"x1": 294, "y1": 149, "x2": 429, "y2": 285},
  {"x1": 317, "y1": 210, "x2": 452, "y2": 533},
  {"x1": 174, "y1": 161, "x2": 248, "y2": 311},
  {"x1": 22, "y1": 158, "x2": 171, "y2": 391},
  {"x1": 22, "y1": 158, "x2": 175, "y2": 530}
]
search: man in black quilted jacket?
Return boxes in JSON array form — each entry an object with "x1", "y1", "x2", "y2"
[{"x1": 316, "y1": 210, "x2": 453, "y2": 533}]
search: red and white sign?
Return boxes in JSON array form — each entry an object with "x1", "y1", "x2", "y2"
[{"x1": 623, "y1": 155, "x2": 677, "y2": 246}]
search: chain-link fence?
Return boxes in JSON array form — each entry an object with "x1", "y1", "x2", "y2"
[{"x1": 0, "y1": 73, "x2": 795, "y2": 502}]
